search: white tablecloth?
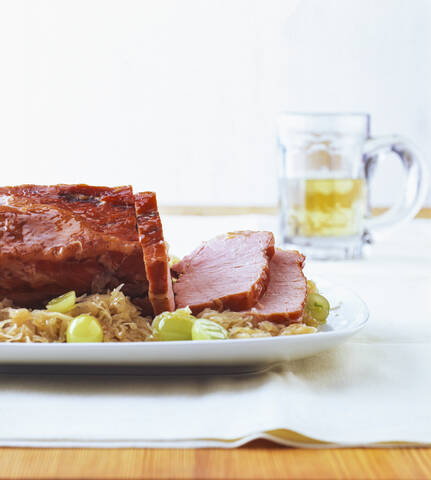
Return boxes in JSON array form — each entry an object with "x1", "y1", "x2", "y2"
[{"x1": 0, "y1": 217, "x2": 430, "y2": 448}]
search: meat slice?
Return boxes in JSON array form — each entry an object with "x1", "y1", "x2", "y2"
[
  {"x1": 245, "y1": 249, "x2": 307, "y2": 323},
  {"x1": 0, "y1": 184, "x2": 149, "y2": 308},
  {"x1": 134, "y1": 192, "x2": 175, "y2": 315},
  {"x1": 172, "y1": 231, "x2": 275, "y2": 314}
]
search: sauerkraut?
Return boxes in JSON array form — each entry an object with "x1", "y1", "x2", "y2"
[
  {"x1": 197, "y1": 309, "x2": 316, "y2": 338},
  {"x1": 0, "y1": 286, "x2": 152, "y2": 343},
  {"x1": 0, "y1": 287, "x2": 317, "y2": 343}
]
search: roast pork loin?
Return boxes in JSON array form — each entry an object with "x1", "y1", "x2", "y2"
[
  {"x1": 0, "y1": 185, "x2": 151, "y2": 309},
  {"x1": 0, "y1": 185, "x2": 307, "y2": 324},
  {"x1": 172, "y1": 231, "x2": 275, "y2": 314}
]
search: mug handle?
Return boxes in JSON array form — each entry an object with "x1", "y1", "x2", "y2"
[{"x1": 363, "y1": 135, "x2": 429, "y2": 234}]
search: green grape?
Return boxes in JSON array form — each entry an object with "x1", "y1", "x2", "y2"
[
  {"x1": 151, "y1": 308, "x2": 191, "y2": 332},
  {"x1": 66, "y1": 314, "x2": 103, "y2": 343},
  {"x1": 306, "y1": 292, "x2": 330, "y2": 324},
  {"x1": 46, "y1": 291, "x2": 76, "y2": 313},
  {"x1": 192, "y1": 319, "x2": 228, "y2": 340},
  {"x1": 152, "y1": 307, "x2": 195, "y2": 341}
]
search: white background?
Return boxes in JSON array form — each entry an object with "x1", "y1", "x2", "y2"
[{"x1": 0, "y1": 0, "x2": 429, "y2": 206}]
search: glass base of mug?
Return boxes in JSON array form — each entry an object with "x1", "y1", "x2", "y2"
[{"x1": 280, "y1": 234, "x2": 366, "y2": 260}]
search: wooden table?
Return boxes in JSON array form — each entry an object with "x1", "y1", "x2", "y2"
[
  {"x1": 0, "y1": 442, "x2": 430, "y2": 479},
  {"x1": 1, "y1": 208, "x2": 430, "y2": 480}
]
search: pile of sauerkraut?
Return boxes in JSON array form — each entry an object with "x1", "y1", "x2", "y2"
[
  {"x1": 0, "y1": 287, "x2": 152, "y2": 343},
  {"x1": 0, "y1": 286, "x2": 319, "y2": 343},
  {"x1": 197, "y1": 309, "x2": 316, "y2": 338}
]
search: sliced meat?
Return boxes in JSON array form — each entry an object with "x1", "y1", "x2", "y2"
[
  {"x1": 0, "y1": 184, "x2": 149, "y2": 308},
  {"x1": 135, "y1": 192, "x2": 175, "y2": 315},
  {"x1": 172, "y1": 231, "x2": 275, "y2": 314},
  {"x1": 245, "y1": 249, "x2": 307, "y2": 323}
]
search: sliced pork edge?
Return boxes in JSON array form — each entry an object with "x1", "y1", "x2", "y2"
[{"x1": 135, "y1": 192, "x2": 175, "y2": 315}]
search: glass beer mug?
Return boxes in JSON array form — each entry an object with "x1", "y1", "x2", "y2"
[{"x1": 278, "y1": 113, "x2": 428, "y2": 260}]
